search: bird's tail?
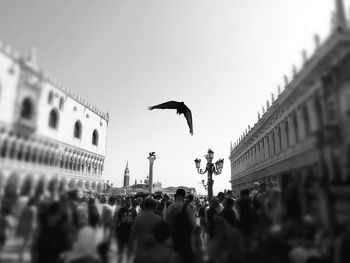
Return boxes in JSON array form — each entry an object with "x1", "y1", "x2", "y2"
[{"x1": 148, "y1": 106, "x2": 154, "y2": 110}]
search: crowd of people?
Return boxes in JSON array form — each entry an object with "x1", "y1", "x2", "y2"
[{"x1": 0, "y1": 181, "x2": 349, "y2": 263}]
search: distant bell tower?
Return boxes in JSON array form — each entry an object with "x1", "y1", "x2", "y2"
[{"x1": 123, "y1": 161, "x2": 130, "y2": 188}]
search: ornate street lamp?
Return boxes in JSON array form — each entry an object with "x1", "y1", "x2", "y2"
[{"x1": 194, "y1": 148, "x2": 224, "y2": 198}]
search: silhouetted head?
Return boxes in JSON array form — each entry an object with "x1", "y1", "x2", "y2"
[
  {"x1": 224, "y1": 198, "x2": 234, "y2": 208},
  {"x1": 187, "y1": 194, "x2": 194, "y2": 202},
  {"x1": 217, "y1": 192, "x2": 225, "y2": 202},
  {"x1": 175, "y1": 188, "x2": 186, "y2": 202},
  {"x1": 143, "y1": 197, "x2": 155, "y2": 210}
]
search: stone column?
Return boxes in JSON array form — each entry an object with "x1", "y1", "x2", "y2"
[
  {"x1": 297, "y1": 107, "x2": 306, "y2": 141},
  {"x1": 147, "y1": 154, "x2": 156, "y2": 194}
]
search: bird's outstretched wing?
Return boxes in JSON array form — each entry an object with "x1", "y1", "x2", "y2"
[
  {"x1": 183, "y1": 105, "x2": 193, "y2": 135},
  {"x1": 148, "y1": 101, "x2": 180, "y2": 110}
]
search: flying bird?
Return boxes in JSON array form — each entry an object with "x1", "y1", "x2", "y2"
[{"x1": 148, "y1": 101, "x2": 193, "y2": 135}]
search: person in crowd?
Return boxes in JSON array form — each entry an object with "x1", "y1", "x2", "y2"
[
  {"x1": 33, "y1": 201, "x2": 72, "y2": 263},
  {"x1": 219, "y1": 197, "x2": 238, "y2": 229},
  {"x1": 132, "y1": 198, "x2": 142, "y2": 215},
  {"x1": 97, "y1": 194, "x2": 107, "y2": 217},
  {"x1": 114, "y1": 196, "x2": 137, "y2": 263},
  {"x1": 65, "y1": 190, "x2": 80, "y2": 229},
  {"x1": 59, "y1": 226, "x2": 101, "y2": 263},
  {"x1": 217, "y1": 192, "x2": 225, "y2": 213},
  {"x1": 198, "y1": 201, "x2": 208, "y2": 244},
  {"x1": 192, "y1": 225, "x2": 203, "y2": 263},
  {"x1": 237, "y1": 188, "x2": 255, "y2": 249},
  {"x1": 0, "y1": 206, "x2": 10, "y2": 260},
  {"x1": 186, "y1": 194, "x2": 197, "y2": 220},
  {"x1": 130, "y1": 197, "x2": 161, "y2": 251},
  {"x1": 16, "y1": 197, "x2": 37, "y2": 262},
  {"x1": 207, "y1": 216, "x2": 245, "y2": 263},
  {"x1": 88, "y1": 197, "x2": 100, "y2": 229},
  {"x1": 76, "y1": 192, "x2": 89, "y2": 227},
  {"x1": 153, "y1": 194, "x2": 163, "y2": 217},
  {"x1": 101, "y1": 195, "x2": 114, "y2": 242},
  {"x1": 162, "y1": 194, "x2": 173, "y2": 219},
  {"x1": 206, "y1": 198, "x2": 219, "y2": 240},
  {"x1": 134, "y1": 221, "x2": 179, "y2": 263},
  {"x1": 166, "y1": 188, "x2": 195, "y2": 263}
]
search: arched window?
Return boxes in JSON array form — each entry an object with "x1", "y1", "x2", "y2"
[
  {"x1": 302, "y1": 105, "x2": 311, "y2": 137},
  {"x1": 17, "y1": 143, "x2": 24, "y2": 160},
  {"x1": 9, "y1": 141, "x2": 16, "y2": 159},
  {"x1": 74, "y1": 120, "x2": 82, "y2": 139},
  {"x1": 20, "y1": 97, "x2": 34, "y2": 120},
  {"x1": 0, "y1": 139, "x2": 8, "y2": 158},
  {"x1": 60, "y1": 156, "x2": 64, "y2": 168},
  {"x1": 31, "y1": 148, "x2": 37, "y2": 163},
  {"x1": 48, "y1": 91, "x2": 54, "y2": 104},
  {"x1": 24, "y1": 146, "x2": 30, "y2": 162},
  {"x1": 59, "y1": 97, "x2": 65, "y2": 110},
  {"x1": 92, "y1": 129, "x2": 99, "y2": 146},
  {"x1": 48, "y1": 109, "x2": 59, "y2": 129}
]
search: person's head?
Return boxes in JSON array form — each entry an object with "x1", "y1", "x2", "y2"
[
  {"x1": 152, "y1": 221, "x2": 171, "y2": 243},
  {"x1": 240, "y1": 188, "x2": 250, "y2": 198},
  {"x1": 67, "y1": 189, "x2": 78, "y2": 202},
  {"x1": 224, "y1": 197, "x2": 234, "y2": 209},
  {"x1": 209, "y1": 197, "x2": 219, "y2": 209},
  {"x1": 108, "y1": 196, "x2": 115, "y2": 206},
  {"x1": 175, "y1": 188, "x2": 186, "y2": 202},
  {"x1": 253, "y1": 182, "x2": 260, "y2": 190},
  {"x1": 143, "y1": 197, "x2": 155, "y2": 211},
  {"x1": 187, "y1": 194, "x2": 194, "y2": 203},
  {"x1": 116, "y1": 197, "x2": 121, "y2": 206},
  {"x1": 163, "y1": 194, "x2": 170, "y2": 201},
  {"x1": 47, "y1": 201, "x2": 63, "y2": 227},
  {"x1": 88, "y1": 197, "x2": 95, "y2": 205},
  {"x1": 154, "y1": 194, "x2": 162, "y2": 201},
  {"x1": 217, "y1": 192, "x2": 225, "y2": 202},
  {"x1": 124, "y1": 197, "x2": 132, "y2": 208},
  {"x1": 100, "y1": 194, "x2": 107, "y2": 204}
]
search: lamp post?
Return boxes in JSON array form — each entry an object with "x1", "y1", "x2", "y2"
[
  {"x1": 148, "y1": 152, "x2": 156, "y2": 194},
  {"x1": 194, "y1": 148, "x2": 224, "y2": 198}
]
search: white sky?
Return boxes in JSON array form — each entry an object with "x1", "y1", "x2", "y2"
[{"x1": 0, "y1": 0, "x2": 348, "y2": 195}]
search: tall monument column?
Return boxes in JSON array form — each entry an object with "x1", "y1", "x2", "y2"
[
  {"x1": 123, "y1": 161, "x2": 130, "y2": 188},
  {"x1": 147, "y1": 152, "x2": 156, "y2": 194}
]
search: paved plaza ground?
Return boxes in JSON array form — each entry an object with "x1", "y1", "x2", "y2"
[{"x1": 0, "y1": 227, "x2": 130, "y2": 263}]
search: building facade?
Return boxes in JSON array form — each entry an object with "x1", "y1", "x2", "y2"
[
  {"x1": 229, "y1": 0, "x2": 350, "y2": 223},
  {"x1": 0, "y1": 43, "x2": 109, "y2": 199}
]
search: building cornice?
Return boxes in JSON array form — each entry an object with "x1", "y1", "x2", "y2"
[{"x1": 0, "y1": 41, "x2": 110, "y2": 122}]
